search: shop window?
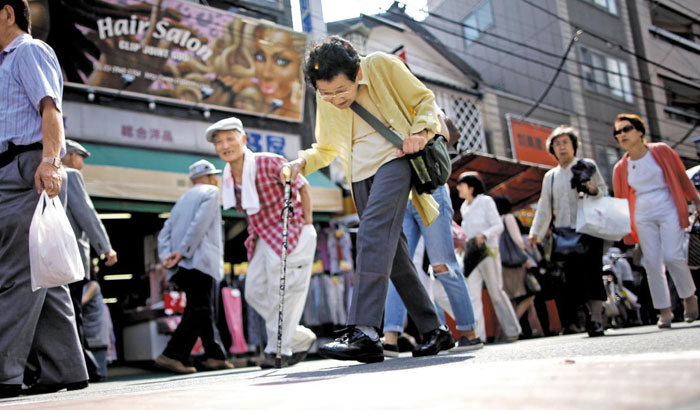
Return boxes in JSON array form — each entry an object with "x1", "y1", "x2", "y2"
[
  {"x1": 463, "y1": 0, "x2": 494, "y2": 47},
  {"x1": 581, "y1": 0, "x2": 617, "y2": 15},
  {"x1": 580, "y1": 46, "x2": 633, "y2": 103}
]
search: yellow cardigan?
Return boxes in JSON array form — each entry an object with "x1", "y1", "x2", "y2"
[{"x1": 298, "y1": 52, "x2": 440, "y2": 226}]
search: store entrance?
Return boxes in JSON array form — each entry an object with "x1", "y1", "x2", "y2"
[{"x1": 93, "y1": 207, "x2": 248, "y2": 364}]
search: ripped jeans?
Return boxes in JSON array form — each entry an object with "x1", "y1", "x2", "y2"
[{"x1": 383, "y1": 184, "x2": 476, "y2": 333}]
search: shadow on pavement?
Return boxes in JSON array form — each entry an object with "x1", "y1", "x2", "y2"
[{"x1": 253, "y1": 354, "x2": 475, "y2": 386}]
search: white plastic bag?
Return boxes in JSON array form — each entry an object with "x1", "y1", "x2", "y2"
[
  {"x1": 576, "y1": 196, "x2": 631, "y2": 241},
  {"x1": 28, "y1": 192, "x2": 84, "y2": 291}
]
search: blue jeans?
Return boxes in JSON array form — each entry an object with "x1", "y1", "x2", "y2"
[{"x1": 383, "y1": 184, "x2": 476, "y2": 333}]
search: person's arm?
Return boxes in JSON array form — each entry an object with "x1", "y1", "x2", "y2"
[
  {"x1": 157, "y1": 214, "x2": 174, "y2": 264},
  {"x1": 585, "y1": 160, "x2": 607, "y2": 198},
  {"x1": 35, "y1": 98, "x2": 63, "y2": 198},
  {"x1": 288, "y1": 102, "x2": 340, "y2": 181},
  {"x1": 504, "y1": 213, "x2": 526, "y2": 250},
  {"x1": 383, "y1": 54, "x2": 438, "y2": 156},
  {"x1": 664, "y1": 144, "x2": 700, "y2": 207},
  {"x1": 299, "y1": 183, "x2": 313, "y2": 225},
  {"x1": 529, "y1": 172, "x2": 553, "y2": 247},
  {"x1": 17, "y1": 44, "x2": 65, "y2": 198},
  {"x1": 67, "y1": 171, "x2": 117, "y2": 265},
  {"x1": 478, "y1": 197, "x2": 504, "y2": 245},
  {"x1": 81, "y1": 281, "x2": 99, "y2": 305}
]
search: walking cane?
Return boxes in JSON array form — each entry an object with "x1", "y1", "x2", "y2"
[{"x1": 276, "y1": 166, "x2": 294, "y2": 369}]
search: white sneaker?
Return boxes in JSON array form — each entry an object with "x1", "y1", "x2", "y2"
[
  {"x1": 288, "y1": 326, "x2": 317, "y2": 366},
  {"x1": 292, "y1": 326, "x2": 317, "y2": 352}
]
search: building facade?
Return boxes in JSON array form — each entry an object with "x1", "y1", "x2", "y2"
[{"x1": 424, "y1": 0, "x2": 678, "y2": 183}]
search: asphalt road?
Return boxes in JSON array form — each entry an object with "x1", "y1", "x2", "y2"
[{"x1": 2, "y1": 323, "x2": 699, "y2": 409}]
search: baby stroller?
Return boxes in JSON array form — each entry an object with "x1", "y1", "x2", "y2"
[{"x1": 602, "y1": 264, "x2": 642, "y2": 328}]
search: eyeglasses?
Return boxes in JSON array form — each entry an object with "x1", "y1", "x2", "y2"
[
  {"x1": 551, "y1": 136, "x2": 572, "y2": 148},
  {"x1": 319, "y1": 89, "x2": 352, "y2": 101},
  {"x1": 613, "y1": 125, "x2": 635, "y2": 137}
]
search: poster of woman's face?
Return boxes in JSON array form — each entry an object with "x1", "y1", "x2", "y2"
[{"x1": 40, "y1": 0, "x2": 307, "y2": 122}]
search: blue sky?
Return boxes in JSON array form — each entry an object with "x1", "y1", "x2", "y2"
[{"x1": 292, "y1": 0, "x2": 428, "y2": 30}]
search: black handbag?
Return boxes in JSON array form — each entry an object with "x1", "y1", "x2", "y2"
[
  {"x1": 545, "y1": 174, "x2": 587, "y2": 262},
  {"x1": 499, "y1": 218, "x2": 528, "y2": 267},
  {"x1": 688, "y1": 216, "x2": 700, "y2": 269},
  {"x1": 350, "y1": 102, "x2": 450, "y2": 195},
  {"x1": 463, "y1": 237, "x2": 488, "y2": 278}
]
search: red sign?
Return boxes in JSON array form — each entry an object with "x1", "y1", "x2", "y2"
[{"x1": 508, "y1": 117, "x2": 557, "y2": 166}]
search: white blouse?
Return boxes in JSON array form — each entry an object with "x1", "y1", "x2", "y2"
[
  {"x1": 627, "y1": 151, "x2": 673, "y2": 216},
  {"x1": 460, "y1": 194, "x2": 504, "y2": 248}
]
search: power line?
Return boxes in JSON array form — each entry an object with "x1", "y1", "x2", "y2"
[
  {"x1": 399, "y1": 9, "x2": 689, "y2": 114},
  {"x1": 420, "y1": 3, "x2": 700, "y2": 101},
  {"x1": 518, "y1": 0, "x2": 700, "y2": 84},
  {"x1": 523, "y1": 30, "x2": 583, "y2": 118},
  {"x1": 351, "y1": 14, "x2": 700, "y2": 148}
]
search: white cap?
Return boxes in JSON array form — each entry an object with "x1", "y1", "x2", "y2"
[
  {"x1": 64, "y1": 139, "x2": 90, "y2": 158},
  {"x1": 205, "y1": 117, "x2": 246, "y2": 142},
  {"x1": 189, "y1": 159, "x2": 222, "y2": 180}
]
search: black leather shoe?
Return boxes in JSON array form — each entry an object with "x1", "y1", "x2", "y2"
[
  {"x1": 412, "y1": 328, "x2": 456, "y2": 357},
  {"x1": 586, "y1": 321, "x2": 605, "y2": 337},
  {"x1": 0, "y1": 384, "x2": 21, "y2": 398},
  {"x1": 21, "y1": 380, "x2": 88, "y2": 396},
  {"x1": 318, "y1": 327, "x2": 384, "y2": 363}
]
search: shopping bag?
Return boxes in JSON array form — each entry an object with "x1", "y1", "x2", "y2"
[
  {"x1": 222, "y1": 287, "x2": 248, "y2": 354},
  {"x1": 575, "y1": 196, "x2": 631, "y2": 241},
  {"x1": 28, "y1": 192, "x2": 84, "y2": 291}
]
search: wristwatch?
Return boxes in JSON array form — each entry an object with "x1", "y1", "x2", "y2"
[{"x1": 42, "y1": 157, "x2": 61, "y2": 168}]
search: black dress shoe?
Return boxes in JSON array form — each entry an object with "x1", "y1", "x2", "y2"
[
  {"x1": 21, "y1": 380, "x2": 88, "y2": 396},
  {"x1": 0, "y1": 384, "x2": 21, "y2": 399},
  {"x1": 318, "y1": 327, "x2": 384, "y2": 363},
  {"x1": 586, "y1": 321, "x2": 605, "y2": 337},
  {"x1": 412, "y1": 328, "x2": 455, "y2": 357}
]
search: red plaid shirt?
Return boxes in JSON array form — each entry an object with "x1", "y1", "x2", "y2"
[{"x1": 236, "y1": 154, "x2": 307, "y2": 261}]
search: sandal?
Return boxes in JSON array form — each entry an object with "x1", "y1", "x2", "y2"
[
  {"x1": 684, "y1": 295, "x2": 698, "y2": 323},
  {"x1": 657, "y1": 313, "x2": 673, "y2": 329}
]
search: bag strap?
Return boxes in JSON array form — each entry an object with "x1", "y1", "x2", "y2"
[
  {"x1": 549, "y1": 173, "x2": 555, "y2": 229},
  {"x1": 350, "y1": 101, "x2": 403, "y2": 149}
]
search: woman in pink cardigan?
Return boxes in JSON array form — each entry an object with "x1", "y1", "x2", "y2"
[{"x1": 612, "y1": 113, "x2": 699, "y2": 328}]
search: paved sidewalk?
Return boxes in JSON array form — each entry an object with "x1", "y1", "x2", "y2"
[{"x1": 2, "y1": 323, "x2": 699, "y2": 409}]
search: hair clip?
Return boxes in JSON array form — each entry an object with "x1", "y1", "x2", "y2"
[{"x1": 314, "y1": 63, "x2": 319, "y2": 70}]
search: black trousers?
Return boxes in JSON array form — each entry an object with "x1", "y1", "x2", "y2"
[
  {"x1": 162, "y1": 268, "x2": 227, "y2": 363},
  {"x1": 558, "y1": 234, "x2": 607, "y2": 327}
]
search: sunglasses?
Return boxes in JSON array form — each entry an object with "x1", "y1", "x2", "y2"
[{"x1": 613, "y1": 125, "x2": 635, "y2": 137}]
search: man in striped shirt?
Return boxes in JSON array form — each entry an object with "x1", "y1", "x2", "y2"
[{"x1": 0, "y1": 0, "x2": 87, "y2": 397}]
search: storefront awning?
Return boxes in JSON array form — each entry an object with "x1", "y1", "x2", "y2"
[
  {"x1": 80, "y1": 143, "x2": 344, "y2": 214},
  {"x1": 448, "y1": 151, "x2": 551, "y2": 210}
]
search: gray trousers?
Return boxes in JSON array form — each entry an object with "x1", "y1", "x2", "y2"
[
  {"x1": 0, "y1": 149, "x2": 88, "y2": 385},
  {"x1": 350, "y1": 158, "x2": 441, "y2": 334}
]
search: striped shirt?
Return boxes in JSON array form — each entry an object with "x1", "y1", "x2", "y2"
[{"x1": 0, "y1": 34, "x2": 63, "y2": 154}]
